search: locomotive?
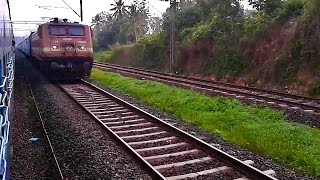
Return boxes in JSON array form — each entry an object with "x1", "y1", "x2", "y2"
[{"x1": 18, "y1": 18, "x2": 93, "y2": 79}]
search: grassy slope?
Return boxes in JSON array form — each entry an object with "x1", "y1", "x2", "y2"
[{"x1": 90, "y1": 69, "x2": 320, "y2": 176}]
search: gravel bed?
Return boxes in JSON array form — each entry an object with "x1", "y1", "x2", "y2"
[
  {"x1": 89, "y1": 79, "x2": 317, "y2": 179},
  {"x1": 23, "y1": 62, "x2": 151, "y2": 179},
  {"x1": 11, "y1": 54, "x2": 61, "y2": 179}
]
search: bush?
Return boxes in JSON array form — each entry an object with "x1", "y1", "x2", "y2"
[
  {"x1": 191, "y1": 23, "x2": 212, "y2": 40},
  {"x1": 308, "y1": 84, "x2": 320, "y2": 97},
  {"x1": 139, "y1": 32, "x2": 167, "y2": 71},
  {"x1": 244, "y1": 11, "x2": 272, "y2": 38},
  {"x1": 277, "y1": 0, "x2": 307, "y2": 19},
  {"x1": 94, "y1": 51, "x2": 112, "y2": 62}
]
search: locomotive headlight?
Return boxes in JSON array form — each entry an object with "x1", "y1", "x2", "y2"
[{"x1": 78, "y1": 46, "x2": 85, "y2": 50}]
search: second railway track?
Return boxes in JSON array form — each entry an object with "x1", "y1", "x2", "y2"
[
  {"x1": 94, "y1": 63, "x2": 320, "y2": 116},
  {"x1": 59, "y1": 80, "x2": 277, "y2": 180}
]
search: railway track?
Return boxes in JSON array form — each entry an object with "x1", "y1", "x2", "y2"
[
  {"x1": 59, "y1": 80, "x2": 277, "y2": 180},
  {"x1": 93, "y1": 63, "x2": 320, "y2": 115}
]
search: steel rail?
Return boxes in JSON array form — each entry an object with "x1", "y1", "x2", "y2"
[
  {"x1": 58, "y1": 80, "x2": 277, "y2": 180},
  {"x1": 94, "y1": 63, "x2": 320, "y2": 114},
  {"x1": 94, "y1": 62, "x2": 320, "y2": 103}
]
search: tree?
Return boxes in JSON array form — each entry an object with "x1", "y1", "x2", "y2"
[
  {"x1": 91, "y1": 12, "x2": 117, "y2": 50},
  {"x1": 196, "y1": 0, "x2": 244, "y2": 20},
  {"x1": 148, "y1": 16, "x2": 163, "y2": 34},
  {"x1": 127, "y1": 0, "x2": 149, "y2": 42},
  {"x1": 248, "y1": 0, "x2": 283, "y2": 15},
  {"x1": 110, "y1": 0, "x2": 130, "y2": 20}
]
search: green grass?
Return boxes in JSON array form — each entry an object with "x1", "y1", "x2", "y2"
[{"x1": 90, "y1": 69, "x2": 320, "y2": 176}]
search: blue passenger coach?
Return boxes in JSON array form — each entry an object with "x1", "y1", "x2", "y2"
[{"x1": 0, "y1": 0, "x2": 15, "y2": 179}]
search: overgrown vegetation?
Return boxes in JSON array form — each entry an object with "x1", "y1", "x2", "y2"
[
  {"x1": 93, "y1": 0, "x2": 319, "y2": 94},
  {"x1": 90, "y1": 69, "x2": 320, "y2": 176},
  {"x1": 308, "y1": 84, "x2": 320, "y2": 97}
]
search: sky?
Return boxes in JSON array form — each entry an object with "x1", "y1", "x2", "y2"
[{"x1": 10, "y1": 0, "x2": 251, "y2": 36}]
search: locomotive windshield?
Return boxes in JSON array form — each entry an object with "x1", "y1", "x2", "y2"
[
  {"x1": 69, "y1": 26, "x2": 85, "y2": 36},
  {"x1": 49, "y1": 26, "x2": 85, "y2": 36},
  {"x1": 49, "y1": 26, "x2": 67, "y2": 36}
]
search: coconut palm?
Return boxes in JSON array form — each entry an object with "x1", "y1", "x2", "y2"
[
  {"x1": 127, "y1": 0, "x2": 149, "y2": 42},
  {"x1": 110, "y1": 0, "x2": 130, "y2": 20}
]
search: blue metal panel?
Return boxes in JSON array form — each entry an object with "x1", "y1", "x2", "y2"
[{"x1": 0, "y1": 0, "x2": 14, "y2": 179}]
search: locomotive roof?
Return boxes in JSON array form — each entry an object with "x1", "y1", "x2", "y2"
[{"x1": 42, "y1": 22, "x2": 87, "y2": 26}]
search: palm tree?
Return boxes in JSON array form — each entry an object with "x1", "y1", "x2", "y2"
[
  {"x1": 127, "y1": 1, "x2": 149, "y2": 42},
  {"x1": 110, "y1": 0, "x2": 129, "y2": 20}
]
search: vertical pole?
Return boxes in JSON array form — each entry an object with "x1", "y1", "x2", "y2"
[
  {"x1": 169, "y1": 1, "x2": 172, "y2": 73},
  {"x1": 80, "y1": 0, "x2": 83, "y2": 22},
  {"x1": 168, "y1": 0, "x2": 177, "y2": 73},
  {"x1": 171, "y1": 0, "x2": 176, "y2": 73}
]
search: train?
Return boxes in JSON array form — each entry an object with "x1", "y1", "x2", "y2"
[
  {"x1": 18, "y1": 18, "x2": 94, "y2": 79},
  {"x1": 0, "y1": 0, "x2": 15, "y2": 179}
]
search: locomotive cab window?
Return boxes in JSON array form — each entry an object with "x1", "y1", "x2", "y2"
[
  {"x1": 69, "y1": 26, "x2": 85, "y2": 36},
  {"x1": 49, "y1": 26, "x2": 67, "y2": 36}
]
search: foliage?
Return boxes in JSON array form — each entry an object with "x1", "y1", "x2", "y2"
[
  {"x1": 244, "y1": 0, "x2": 308, "y2": 38},
  {"x1": 126, "y1": 0, "x2": 150, "y2": 42},
  {"x1": 110, "y1": 0, "x2": 130, "y2": 20},
  {"x1": 196, "y1": 0, "x2": 244, "y2": 21},
  {"x1": 92, "y1": 0, "x2": 153, "y2": 49},
  {"x1": 92, "y1": 0, "x2": 319, "y2": 92},
  {"x1": 94, "y1": 51, "x2": 112, "y2": 62},
  {"x1": 91, "y1": 69, "x2": 320, "y2": 176},
  {"x1": 139, "y1": 32, "x2": 167, "y2": 71},
  {"x1": 248, "y1": 0, "x2": 283, "y2": 16},
  {"x1": 244, "y1": 11, "x2": 271, "y2": 38},
  {"x1": 176, "y1": 6, "x2": 201, "y2": 30},
  {"x1": 277, "y1": 0, "x2": 308, "y2": 19},
  {"x1": 273, "y1": 56, "x2": 297, "y2": 84},
  {"x1": 191, "y1": 23, "x2": 212, "y2": 40},
  {"x1": 308, "y1": 84, "x2": 320, "y2": 97},
  {"x1": 147, "y1": 16, "x2": 163, "y2": 34}
]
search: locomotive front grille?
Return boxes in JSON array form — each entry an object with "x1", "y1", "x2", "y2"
[{"x1": 65, "y1": 45, "x2": 74, "y2": 51}]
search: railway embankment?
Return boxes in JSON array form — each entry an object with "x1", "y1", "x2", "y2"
[{"x1": 89, "y1": 68, "x2": 320, "y2": 178}]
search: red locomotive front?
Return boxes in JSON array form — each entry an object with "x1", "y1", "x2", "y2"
[{"x1": 31, "y1": 18, "x2": 93, "y2": 79}]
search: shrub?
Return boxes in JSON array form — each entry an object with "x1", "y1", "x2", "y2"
[
  {"x1": 94, "y1": 51, "x2": 112, "y2": 62},
  {"x1": 308, "y1": 84, "x2": 320, "y2": 97},
  {"x1": 277, "y1": 0, "x2": 307, "y2": 19},
  {"x1": 139, "y1": 32, "x2": 167, "y2": 71},
  {"x1": 244, "y1": 11, "x2": 272, "y2": 38},
  {"x1": 191, "y1": 23, "x2": 212, "y2": 40}
]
